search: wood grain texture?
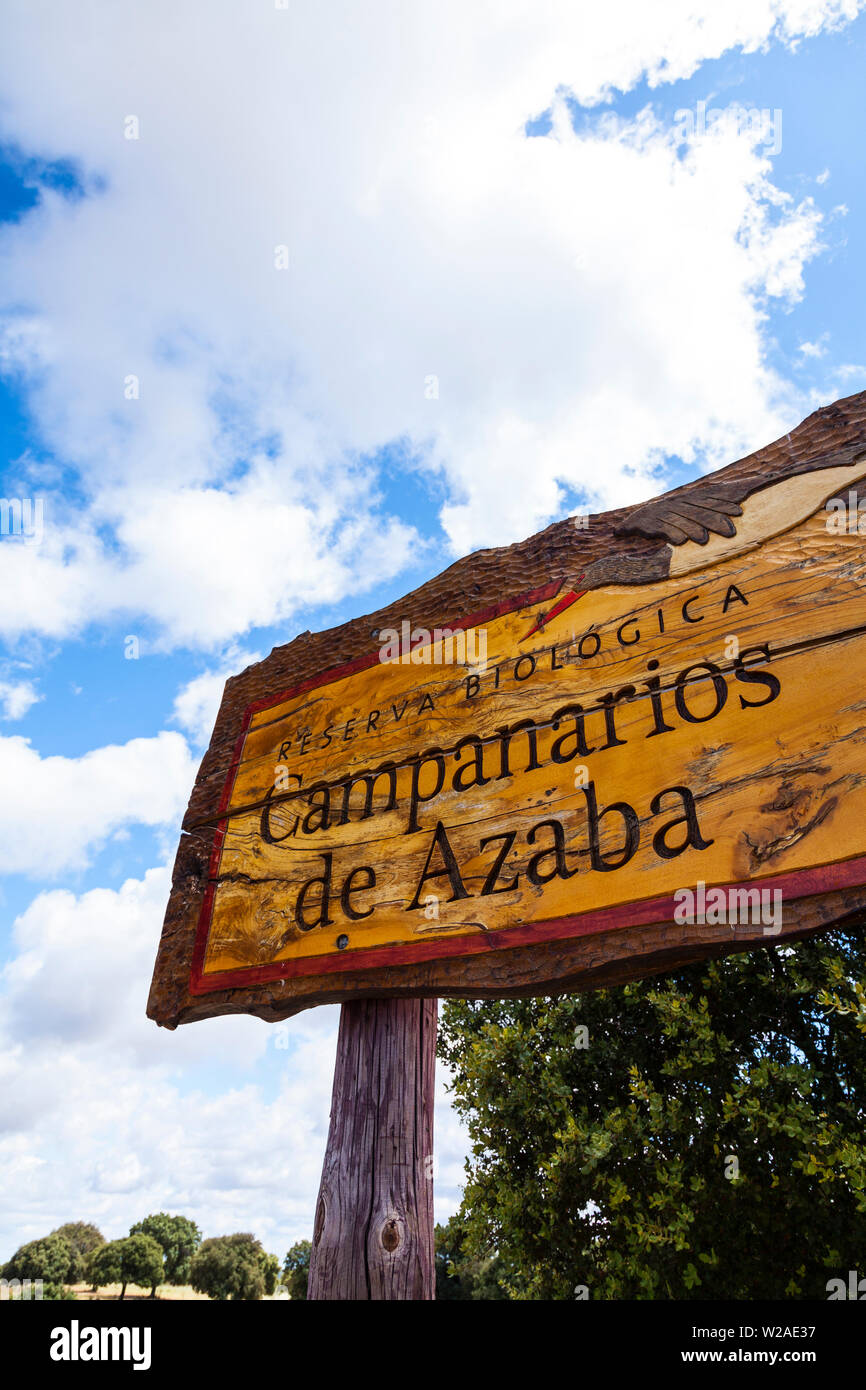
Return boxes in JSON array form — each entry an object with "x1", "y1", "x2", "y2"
[
  {"x1": 307, "y1": 997, "x2": 436, "y2": 1300},
  {"x1": 147, "y1": 390, "x2": 866, "y2": 1028}
]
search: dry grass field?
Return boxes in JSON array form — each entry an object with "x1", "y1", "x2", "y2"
[
  {"x1": 68, "y1": 1283, "x2": 290, "y2": 1301},
  {"x1": 69, "y1": 1283, "x2": 209, "y2": 1301}
]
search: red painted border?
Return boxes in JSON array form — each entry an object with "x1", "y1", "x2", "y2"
[{"x1": 187, "y1": 580, "x2": 866, "y2": 996}]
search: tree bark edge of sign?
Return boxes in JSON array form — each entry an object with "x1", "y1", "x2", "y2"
[{"x1": 148, "y1": 388, "x2": 866, "y2": 1028}]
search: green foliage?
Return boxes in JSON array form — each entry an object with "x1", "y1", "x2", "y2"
[
  {"x1": 129, "y1": 1213, "x2": 201, "y2": 1291},
  {"x1": 49, "y1": 1222, "x2": 105, "y2": 1284},
  {"x1": 282, "y1": 1240, "x2": 311, "y2": 1300},
  {"x1": 87, "y1": 1235, "x2": 164, "y2": 1300},
  {"x1": 438, "y1": 928, "x2": 866, "y2": 1299},
  {"x1": 2, "y1": 1224, "x2": 103, "y2": 1290},
  {"x1": 2, "y1": 1234, "x2": 72, "y2": 1287},
  {"x1": 261, "y1": 1251, "x2": 280, "y2": 1296},
  {"x1": 434, "y1": 1216, "x2": 510, "y2": 1299},
  {"x1": 189, "y1": 1233, "x2": 273, "y2": 1301},
  {"x1": 87, "y1": 1242, "x2": 122, "y2": 1290}
]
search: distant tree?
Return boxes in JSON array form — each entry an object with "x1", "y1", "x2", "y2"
[
  {"x1": 50, "y1": 1223, "x2": 105, "y2": 1284},
  {"x1": 129, "y1": 1213, "x2": 201, "y2": 1295},
  {"x1": 189, "y1": 1234, "x2": 272, "y2": 1301},
  {"x1": 282, "y1": 1241, "x2": 311, "y2": 1300},
  {"x1": 37, "y1": 1283, "x2": 79, "y2": 1299},
  {"x1": 2, "y1": 1234, "x2": 73, "y2": 1298},
  {"x1": 434, "y1": 1217, "x2": 510, "y2": 1300},
  {"x1": 261, "y1": 1252, "x2": 280, "y2": 1296},
  {"x1": 88, "y1": 1235, "x2": 164, "y2": 1300},
  {"x1": 86, "y1": 1241, "x2": 121, "y2": 1294}
]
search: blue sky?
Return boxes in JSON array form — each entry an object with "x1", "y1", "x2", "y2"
[{"x1": 0, "y1": 0, "x2": 864, "y2": 1262}]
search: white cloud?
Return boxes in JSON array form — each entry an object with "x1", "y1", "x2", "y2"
[
  {"x1": 172, "y1": 646, "x2": 261, "y2": 748},
  {"x1": 0, "y1": 731, "x2": 196, "y2": 876},
  {"x1": 0, "y1": 678, "x2": 41, "y2": 720},
  {"x1": 0, "y1": 0, "x2": 859, "y2": 644},
  {"x1": 798, "y1": 337, "x2": 828, "y2": 358},
  {"x1": 0, "y1": 866, "x2": 469, "y2": 1255},
  {"x1": 0, "y1": 479, "x2": 420, "y2": 648}
]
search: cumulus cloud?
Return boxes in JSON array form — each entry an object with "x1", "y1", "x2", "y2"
[
  {"x1": 0, "y1": 867, "x2": 468, "y2": 1253},
  {"x1": 0, "y1": 478, "x2": 420, "y2": 648},
  {"x1": 0, "y1": 866, "x2": 321, "y2": 1248},
  {"x1": 0, "y1": 678, "x2": 40, "y2": 720},
  {"x1": 171, "y1": 647, "x2": 261, "y2": 747},
  {"x1": 0, "y1": 731, "x2": 196, "y2": 876},
  {"x1": 0, "y1": 0, "x2": 859, "y2": 646},
  {"x1": 799, "y1": 337, "x2": 828, "y2": 358}
]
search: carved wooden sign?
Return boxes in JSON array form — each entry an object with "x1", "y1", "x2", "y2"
[{"x1": 148, "y1": 391, "x2": 866, "y2": 1027}]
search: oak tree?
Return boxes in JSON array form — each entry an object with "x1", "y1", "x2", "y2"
[{"x1": 438, "y1": 927, "x2": 866, "y2": 1299}]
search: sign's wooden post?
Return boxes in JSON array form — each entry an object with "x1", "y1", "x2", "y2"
[{"x1": 307, "y1": 997, "x2": 437, "y2": 1300}]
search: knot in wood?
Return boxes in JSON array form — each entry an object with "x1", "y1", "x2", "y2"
[
  {"x1": 380, "y1": 1218, "x2": 401, "y2": 1253},
  {"x1": 313, "y1": 1196, "x2": 326, "y2": 1246}
]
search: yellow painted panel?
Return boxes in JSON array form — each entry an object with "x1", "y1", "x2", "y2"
[{"x1": 200, "y1": 498, "x2": 866, "y2": 976}]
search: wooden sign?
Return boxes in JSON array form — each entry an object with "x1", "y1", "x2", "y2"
[{"x1": 148, "y1": 390, "x2": 866, "y2": 1028}]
